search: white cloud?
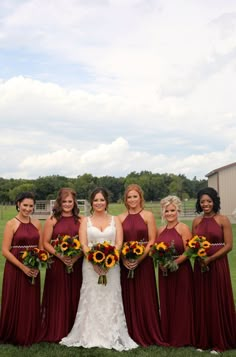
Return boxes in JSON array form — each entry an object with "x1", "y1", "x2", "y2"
[{"x1": 0, "y1": 0, "x2": 236, "y2": 180}]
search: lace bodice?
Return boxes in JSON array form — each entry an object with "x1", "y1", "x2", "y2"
[{"x1": 87, "y1": 216, "x2": 116, "y2": 246}]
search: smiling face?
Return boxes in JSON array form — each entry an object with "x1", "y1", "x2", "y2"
[
  {"x1": 61, "y1": 193, "x2": 75, "y2": 215},
  {"x1": 126, "y1": 189, "x2": 141, "y2": 210},
  {"x1": 163, "y1": 203, "x2": 178, "y2": 223},
  {"x1": 92, "y1": 192, "x2": 107, "y2": 212},
  {"x1": 18, "y1": 198, "x2": 35, "y2": 217},
  {"x1": 199, "y1": 194, "x2": 214, "y2": 215}
]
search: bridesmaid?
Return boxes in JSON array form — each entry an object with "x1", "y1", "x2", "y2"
[
  {"x1": 118, "y1": 184, "x2": 167, "y2": 347},
  {"x1": 0, "y1": 191, "x2": 43, "y2": 346},
  {"x1": 157, "y1": 195, "x2": 195, "y2": 347},
  {"x1": 192, "y1": 187, "x2": 236, "y2": 354},
  {"x1": 40, "y1": 187, "x2": 83, "y2": 342}
]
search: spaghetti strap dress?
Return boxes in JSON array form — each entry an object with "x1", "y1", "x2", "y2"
[
  {"x1": 194, "y1": 216, "x2": 236, "y2": 351},
  {"x1": 40, "y1": 216, "x2": 83, "y2": 342},
  {"x1": 120, "y1": 212, "x2": 167, "y2": 347},
  {"x1": 60, "y1": 216, "x2": 138, "y2": 351},
  {"x1": 157, "y1": 225, "x2": 195, "y2": 347},
  {"x1": 0, "y1": 218, "x2": 41, "y2": 346}
]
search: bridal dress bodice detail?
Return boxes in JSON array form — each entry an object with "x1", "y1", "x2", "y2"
[
  {"x1": 60, "y1": 216, "x2": 138, "y2": 351},
  {"x1": 87, "y1": 215, "x2": 116, "y2": 247}
]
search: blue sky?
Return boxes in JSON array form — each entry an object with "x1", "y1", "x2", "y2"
[{"x1": 0, "y1": 0, "x2": 236, "y2": 180}]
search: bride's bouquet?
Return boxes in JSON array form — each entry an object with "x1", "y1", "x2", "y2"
[
  {"x1": 149, "y1": 241, "x2": 178, "y2": 276},
  {"x1": 121, "y1": 241, "x2": 145, "y2": 278},
  {"x1": 87, "y1": 241, "x2": 120, "y2": 285},
  {"x1": 184, "y1": 235, "x2": 211, "y2": 272}
]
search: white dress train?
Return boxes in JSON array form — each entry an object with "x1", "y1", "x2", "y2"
[{"x1": 60, "y1": 216, "x2": 138, "y2": 351}]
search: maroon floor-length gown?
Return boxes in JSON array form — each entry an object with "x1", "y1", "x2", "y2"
[
  {"x1": 194, "y1": 216, "x2": 236, "y2": 351},
  {"x1": 0, "y1": 218, "x2": 41, "y2": 346},
  {"x1": 40, "y1": 216, "x2": 83, "y2": 342},
  {"x1": 157, "y1": 225, "x2": 195, "y2": 347},
  {"x1": 121, "y1": 212, "x2": 167, "y2": 347}
]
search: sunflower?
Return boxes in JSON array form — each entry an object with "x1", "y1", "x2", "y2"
[
  {"x1": 157, "y1": 242, "x2": 168, "y2": 251},
  {"x1": 39, "y1": 252, "x2": 48, "y2": 261},
  {"x1": 21, "y1": 251, "x2": 28, "y2": 259},
  {"x1": 73, "y1": 239, "x2": 81, "y2": 250},
  {"x1": 202, "y1": 241, "x2": 211, "y2": 249},
  {"x1": 192, "y1": 235, "x2": 199, "y2": 242},
  {"x1": 188, "y1": 239, "x2": 197, "y2": 248},
  {"x1": 200, "y1": 235, "x2": 206, "y2": 241},
  {"x1": 198, "y1": 248, "x2": 207, "y2": 257},
  {"x1": 93, "y1": 250, "x2": 105, "y2": 263},
  {"x1": 60, "y1": 242, "x2": 69, "y2": 251},
  {"x1": 133, "y1": 245, "x2": 144, "y2": 255},
  {"x1": 105, "y1": 254, "x2": 116, "y2": 268},
  {"x1": 33, "y1": 247, "x2": 40, "y2": 253},
  {"x1": 62, "y1": 235, "x2": 70, "y2": 242},
  {"x1": 103, "y1": 241, "x2": 110, "y2": 247},
  {"x1": 122, "y1": 246, "x2": 129, "y2": 255}
]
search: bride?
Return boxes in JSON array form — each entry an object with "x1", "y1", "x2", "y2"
[{"x1": 60, "y1": 187, "x2": 138, "y2": 351}]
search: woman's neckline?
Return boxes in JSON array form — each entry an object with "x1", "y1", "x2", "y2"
[
  {"x1": 128, "y1": 208, "x2": 143, "y2": 215},
  {"x1": 15, "y1": 216, "x2": 31, "y2": 224},
  {"x1": 203, "y1": 213, "x2": 216, "y2": 218},
  {"x1": 166, "y1": 222, "x2": 179, "y2": 229}
]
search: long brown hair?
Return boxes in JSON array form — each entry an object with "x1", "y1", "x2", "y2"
[{"x1": 52, "y1": 188, "x2": 80, "y2": 222}]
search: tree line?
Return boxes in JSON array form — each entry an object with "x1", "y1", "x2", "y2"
[{"x1": 0, "y1": 171, "x2": 207, "y2": 203}]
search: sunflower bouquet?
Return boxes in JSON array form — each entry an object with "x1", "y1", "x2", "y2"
[
  {"x1": 53, "y1": 234, "x2": 82, "y2": 273},
  {"x1": 149, "y1": 241, "x2": 178, "y2": 276},
  {"x1": 184, "y1": 235, "x2": 211, "y2": 272},
  {"x1": 86, "y1": 241, "x2": 119, "y2": 285},
  {"x1": 21, "y1": 247, "x2": 53, "y2": 284},
  {"x1": 121, "y1": 241, "x2": 145, "y2": 278}
]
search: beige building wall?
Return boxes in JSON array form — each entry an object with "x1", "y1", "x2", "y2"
[{"x1": 206, "y1": 163, "x2": 236, "y2": 223}]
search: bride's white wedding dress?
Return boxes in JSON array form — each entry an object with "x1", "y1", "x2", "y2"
[{"x1": 60, "y1": 216, "x2": 138, "y2": 351}]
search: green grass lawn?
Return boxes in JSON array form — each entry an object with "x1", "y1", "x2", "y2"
[{"x1": 0, "y1": 204, "x2": 236, "y2": 357}]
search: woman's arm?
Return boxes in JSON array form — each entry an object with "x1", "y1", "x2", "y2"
[
  {"x1": 205, "y1": 215, "x2": 233, "y2": 265},
  {"x1": 175, "y1": 223, "x2": 192, "y2": 265},
  {"x1": 2, "y1": 220, "x2": 38, "y2": 277},
  {"x1": 79, "y1": 217, "x2": 89, "y2": 255},
  {"x1": 114, "y1": 216, "x2": 123, "y2": 251},
  {"x1": 43, "y1": 217, "x2": 72, "y2": 266}
]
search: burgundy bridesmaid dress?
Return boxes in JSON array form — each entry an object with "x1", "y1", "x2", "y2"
[
  {"x1": 157, "y1": 225, "x2": 195, "y2": 347},
  {"x1": 194, "y1": 216, "x2": 236, "y2": 351},
  {"x1": 0, "y1": 219, "x2": 41, "y2": 346},
  {"x1": 40, "y1": 216, "x2": 83, "y2": 342},
  {"x1": 121, "y1": 212, "x2": 167, "y2": 347}
]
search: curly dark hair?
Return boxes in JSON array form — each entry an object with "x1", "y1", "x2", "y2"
[
  {"x1": 52, "y1": 188, "x2": 80, "y2": 222},
  {"x1": 195, "y1": 187, "x2": 221, "y2": 214}
]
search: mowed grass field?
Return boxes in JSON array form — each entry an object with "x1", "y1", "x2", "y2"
[{"x1": 0, "y1": 203, "x2": 236, "y2": 357}]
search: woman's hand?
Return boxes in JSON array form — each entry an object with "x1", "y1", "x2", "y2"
[
  {"x1": 22, "y1": 266, "x2": 39, "y2": 278},
  {"x1": 56, "y1": 254, "x2": 73, "y2": 267},
  {"x1": 92, "y1": 264, "x2": 107, "y2": 276},
  {"x1": 122, "y1": 258, "x2": 139, "y2": 270},
  {"x1": 159, "y1": 263, "x2": 168, "y2": 274},
  {"x1": 71, "y1": 252, "x2": 83, "y2": 265}
]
